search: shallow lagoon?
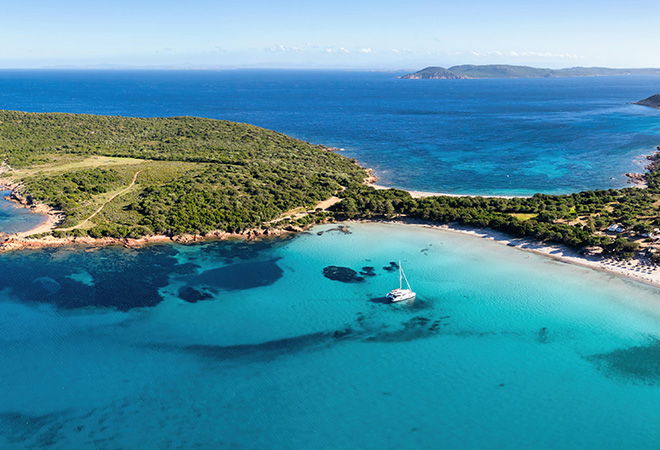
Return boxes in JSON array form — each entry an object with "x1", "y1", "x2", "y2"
[
  {"x1": 2, "y1": 222, "x2": 660, "y2": 449},
  {"x1": 0, "y1": 190, "x2": 47, "y2": 235}
]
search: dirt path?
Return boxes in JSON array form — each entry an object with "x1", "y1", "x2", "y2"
[
  {"x1": 314, "y1": 196, "x2": 342, "y2": 210},
  {"x1": 268, "y1": 196, "x2": 343, "y2": 224},
  {"x1": 59, "y1": 171, "x2": 141, "y2": 230}
]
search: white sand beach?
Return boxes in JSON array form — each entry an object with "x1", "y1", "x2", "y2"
[
  {"x1": 369, "y1": 183, "x2": 528, "y2": 199},
  {"x1": 392, "y1": 219, "x2": 660, "y2": 290}
]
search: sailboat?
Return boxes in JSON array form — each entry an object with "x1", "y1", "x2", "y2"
[{"x1": 386, "y1": 261, "x2": 416, "y2": 302}]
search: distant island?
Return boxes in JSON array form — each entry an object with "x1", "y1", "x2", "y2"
[
  {"x1": 635, "y1": 94, "x2": 660, "y2": 109},
  {"x1": 400, "y1": 65, "x2": 660, "y2": 79}
]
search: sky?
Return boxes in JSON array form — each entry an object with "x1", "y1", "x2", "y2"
[{"x1": 2, "y1": 0, "x2": 660, "y2": 70}]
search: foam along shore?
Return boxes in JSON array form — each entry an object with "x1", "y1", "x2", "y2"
[
  {"x1": 368, "y1": 183, "x2": 530, "y2": 199},
  {"x1": 367, "y1": 218, "x2": 660, "y2": 290}
]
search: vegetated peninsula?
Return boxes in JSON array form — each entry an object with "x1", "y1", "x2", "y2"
[
  {"x1": 634, "y1": 94, "x2": 660, "y2": 109},
  {"x1": 0, "y1": 110, "x2": 366, "y2": 243},
  {"x1": 3, "y1": 109, "x2": 660, "y2": 271},
  {"x1": 400, "y1": 65, "x2": 660, "y2": 79}
]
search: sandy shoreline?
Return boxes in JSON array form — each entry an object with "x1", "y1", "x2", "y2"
[
  {"x1": 4, "y1": 171, "x2": 660, "y2": 290},
  {"x1": 5, "y1": 212, "x2": 660, "y2": 291},
  {"x1": 358, "y1": 218, "x2": 660, "y2": 290},
  {"x1": 368, "y1": 183, "x2": 530, "y2": 199},
  {"x1": 1, "y1": 177, "x2": 65, "y2": 239}
]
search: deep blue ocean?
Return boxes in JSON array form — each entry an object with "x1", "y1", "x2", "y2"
[
  {"x1": 0, "y1": 70, "x2": 659, "y2": 195},
  {"x1": 2, "y1": 71, "x2": 660, "y2": 449}
]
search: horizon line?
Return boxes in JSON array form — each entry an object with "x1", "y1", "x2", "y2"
[{"x1": 2, "y1": 64, "x2": 660, "y2": 72}]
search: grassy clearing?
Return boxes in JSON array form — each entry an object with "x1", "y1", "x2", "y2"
[
  {"x1": 8, "y1": 156, "x2": 144, "y2": 179},
  {"x1": 509, "y1": 213, "x2": 538, "y2": 221},
  {"x1": 35, "y1": 158, "x2": 205, "y2": 229}
]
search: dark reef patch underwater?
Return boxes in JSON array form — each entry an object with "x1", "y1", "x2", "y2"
[
  {"x1": 586, "y1": 339, "x2": 660, "y2": 386},
  {"x1": 0, "y1": 245, "x2": 184, "y2": 310},
  {"x1": 322, "y1": 266, "x2": 365, "y2": 283},
  {"x1": 0, "y1": 237, "x2": 289, "y2": 310},
  {"x1": 182, "y1": 258, "x2": 284, "y2": 293}
]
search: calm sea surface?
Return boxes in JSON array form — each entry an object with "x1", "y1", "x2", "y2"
[
  {"x1": 3, "y1": 223, "x2": 660, "y2": 449},
  {"x1": 0, "y1": 70, "x2": 659, "y2": 195},
  {"x1": 2, "y1": 71, "x2": 660, "y2": 449}
]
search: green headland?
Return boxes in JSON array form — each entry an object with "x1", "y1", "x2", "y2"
[
  {"x1": 0, "y1": 110, "x2": 365, "y2": 238},
  {"x1": 1, "y1": 110, "x2": 660, "y2": 263}
]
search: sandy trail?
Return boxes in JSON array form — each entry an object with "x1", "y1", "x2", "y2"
[{"x1": 58, "y1": 171, "x2": 141, "y2": 231}]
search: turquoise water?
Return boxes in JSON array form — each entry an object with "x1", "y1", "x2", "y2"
[
  {"x1": 0, "y1": 190, "x2": 47, "y2": 234},
  {"x1": 3, "y1": 222, "x2": 660, "y2": 448},
  {"x1": 3, "y1": 71, "x2": 660, "y2": 448}
]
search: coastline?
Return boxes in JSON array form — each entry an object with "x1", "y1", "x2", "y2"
[
  {"x1": 0, "y1": 178, "x2": 311, "y2": 251},
  {"x1": 0, "y1": 225, "x2": 298, "y2": 252},
  {"x1": 5, "y1": 210, "x2": 660, "y2": 292},
  {"x1": 368, "y1": 183, "x2": 529, "y2": 199},
  {"x1": 357, "y1": 218, "x2": 660, "y2": 290},
  {"x1": 4, "y1": 157, "x2": 660, "y2": 290},
  {"x1": 439, "y1": 225, "x2": 660, "y2": 290},
  {"x1": 1, "y1": 177, "x2": 65, "y2": 239},
  {"x1": 0, "y1": 170, "x2": 322, "y2": 251}
]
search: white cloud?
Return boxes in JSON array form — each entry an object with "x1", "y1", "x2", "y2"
[
  {"x1": 268, "y1": 44, "x2": 302, "y2": 53},
  {"x1": 359, "y1": 48, "x2": 372, "y2": 54},
  {"x1": 325, "y1": 47, "x2": 350, "y2": 54},
  {"x1": 468, "y1": 50, "x2": 582, "y2": 59}
]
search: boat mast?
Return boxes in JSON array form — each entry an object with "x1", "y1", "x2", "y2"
[
  {"x1": 398, "y1": 261, "x2": 402, "y2": 289},
  {"x1": 400, "y1": 261, "x2": 412, "y2": 291}
]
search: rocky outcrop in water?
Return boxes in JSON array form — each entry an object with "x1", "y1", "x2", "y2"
[
  {"x1": 634, "y1": 94, "x2": 660, "y2": 109},
  {"x1": 322, "y1": 266, "x2": 365, "y2": 283}
]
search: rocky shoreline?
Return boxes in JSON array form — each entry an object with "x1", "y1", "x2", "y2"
[
  {"x1": 5, "y1": 183, "x2": 660, "y2": 292},
  {"x1": 3, "y1": 147, "x2": 660, "y2": 294},
  {"x1": 634, "y1": 94, "x2": 660, "y2": 110},
  {"x1": 623, "y1": 147, "x2": 660, "y2": 187},
  {"x1": 0, "y1": 176, "x2": 310, "y2": 252},
  {"x1": 0, "y1": 226, "x2": 301, "y2": 252}
]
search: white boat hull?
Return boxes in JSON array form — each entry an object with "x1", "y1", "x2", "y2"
[
  {"x1": 387, "y1": 261, "x2": 416, "y2": 302},
  {"x1": 386, "y1": 288, "x2": 416, "y2": 302}
]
